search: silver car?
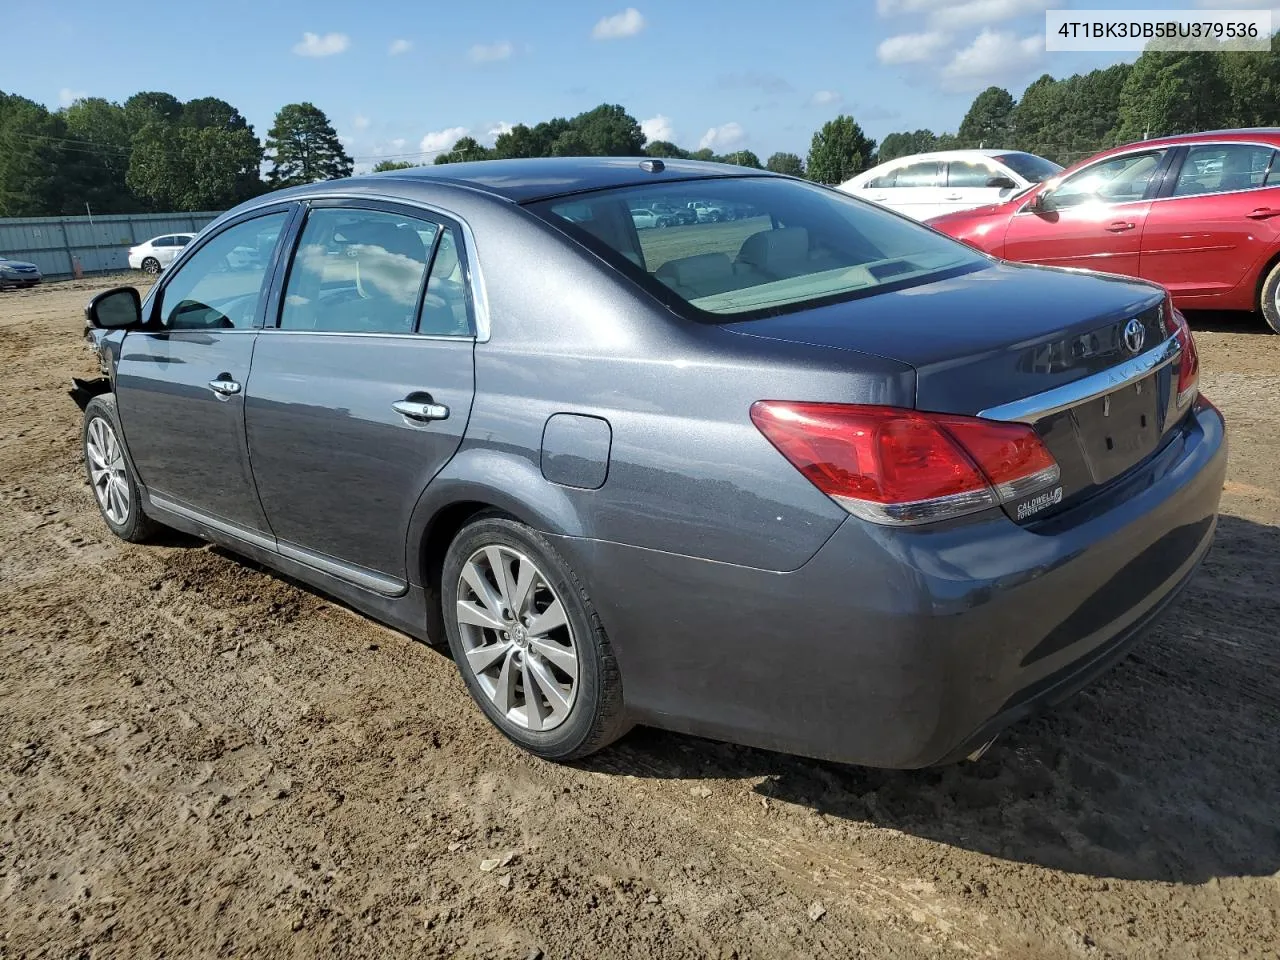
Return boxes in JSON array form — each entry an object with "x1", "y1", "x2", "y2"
[
  {"x1": 74, "y1": 158, "x2": 1225, "y2": 768},
  {"x1": 0, "y1": 255, "x2": 42, "y2": 289}
]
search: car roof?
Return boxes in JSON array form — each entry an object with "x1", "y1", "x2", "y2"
[
  {"x1": 875, "y1": 149, "x2": 1021, "y2": 166},
  {"x1": 323, "y1": 157, "x2": 782, "y2": 203}
]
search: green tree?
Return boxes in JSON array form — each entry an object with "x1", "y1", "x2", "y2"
[
  {"x1": 720, "y1": 149, "x2": 763, "y2": 169},
  {"x1": 765, "y1": 151, "x2": 805, "y2": 175},
  {"x1": 1115, "y1": 48, "x2": 1228, "y2": 142},
  {"x1": 559, "y1": 103, "x2": 645, "y2": 156},
  {"x1": 62, "y1": 96, "x2": 134, "y2": 212},
  {"x1": 129, "y1": 120, "x2": 262, "y2": 211},
  {"x1": 372, "y1": 159, "x2": 416, "y2": 172},
  {"x1": 264, "y1": 102, "x2": 353, "y2": 187},
  {"x1": 957, "y1": 87, "x2": 1015, "y2": 147},
  {"x1": 493, "y1": 122, "x2": 561, "y2": 158},
  {"x1": 644, "y1": 140, "x2": 688, "y2": 158},
  {"x1": 434, "y1": 136, "x2": 492, "y2": 164},
  {"x1": 1221, "y1": 39, "x2": 1280, "y2": 126},
  {"x1": 877, "y1": 130, "x2": 937, "y2": 162},
  {"x1": 0, "y1": 93, "x2": 66, "y2": 215},
  {"x1": 1011, "y1": 74, "x2": 1061, "y2": 159},
  {"x1": 806, "y1": 115, "x2": 876, "y2": 184},
  {"x1": 123, "y1": 91, "x2": 183, "y2": 136},
  {"x1": 182, "y1": 97, "x2": 249, "y2": 131}
]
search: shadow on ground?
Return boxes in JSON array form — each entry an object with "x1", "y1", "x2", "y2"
[{"x1": 588, "y1": 513, "x2": 1280, "y2": 885}]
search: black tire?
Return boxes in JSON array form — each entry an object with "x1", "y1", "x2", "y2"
[
  {"x1": 442, "y1": 515, "x2": 629, "y2": 761},
  {"x1": 1260, "y1": 260, "x2": 1280, "y2": 334},
  {"x1": 141, "y1": 257, "x2": 161, "y2": 276},
  {"x1": 82, "y1": 394, "x2": 158, "y2": 543}
]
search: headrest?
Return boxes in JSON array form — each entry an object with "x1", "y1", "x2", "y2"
[
  {"x1": 655, "y1": 253, "x2": 733, "y2": 287},
  {"x1": 737, "y1": 227, "x2": 810, "y2": 269},
  {"x1": 347, "y1": 221, "x2": 425, "y2": 264}
]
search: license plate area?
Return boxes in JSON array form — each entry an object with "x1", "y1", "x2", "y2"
[{"x1": 1071, "y1": 374, "x2": 1161, "y2": 485}]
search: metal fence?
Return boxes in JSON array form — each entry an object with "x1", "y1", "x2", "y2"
[{"x1": 0, "y1": 210, "x2": 224, "y2": 279}]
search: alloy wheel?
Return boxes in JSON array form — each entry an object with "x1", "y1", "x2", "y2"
[
  {"x1": 86, "y1": 417, "x2": 130, "y2": 525},
  {"x1": 455, "y1": 545, "x2": 579, "y2": 731}
]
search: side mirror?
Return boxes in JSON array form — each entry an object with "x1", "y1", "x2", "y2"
[
  {"x1": 1025, "y1": 191, "x2": 1048, "y2": 213},
  {"x1": 85, "y1": 286, "x2": 142, "y2": 330},
  {"x1": 987, "y1": 175, "x2": 1017, "y2": 190}
]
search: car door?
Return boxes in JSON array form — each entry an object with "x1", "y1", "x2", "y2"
[
  {"x1": 1140, "y1": 142, "x2": 1280, "y2": 304},
  {"x1": 1002, "y1": 148, "x2": 1171, "y2": 276},
  {"x1": 243, "y1": 201, "x2": 476, "y2": 593},
  {"x1": 155, "y1": 236, "x2": 180, "y2": 266},
  {"x1": 113, "y1": 207, "x2": 294, "y2": 534},
  {"x1": 942, "y1": 159, "x2": 1006, "y2": 215}
]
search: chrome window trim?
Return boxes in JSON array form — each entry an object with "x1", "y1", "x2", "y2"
[
  {"x1": 979, "y1": 333, "x2": 1182, "y2": 424},
  {"x1": 256, "y1": 329, "x2": 474, "y2": 342}
]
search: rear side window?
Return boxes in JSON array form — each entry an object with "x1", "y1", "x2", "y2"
[
  {"x1": 279, "y1": 208, "x2": 439, "y2": 334},
  {"x1": 946, "y1": 160, "x2": 996, "y2": 188},
  {"x1": 532, "y1": 176, "x2": 983, "y2": 320},
  {"x1": 870, "y1": 161, "x2": 942, "y2": 189},
  {"x1": 1173, "y1": 144, "x2": 1276, "y2": 196},
  {"x1": 157, "y1": 212, "x2": 287, "y2": 330}
]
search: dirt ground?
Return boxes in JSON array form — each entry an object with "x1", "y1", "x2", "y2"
[{"x1": 1, "y1": 277, "x2": 1278, "y2": 960}]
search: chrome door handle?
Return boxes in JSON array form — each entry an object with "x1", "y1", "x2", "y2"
[
  {"x1": 393, "y1": 399, "x2": 449, "y2": 422},
  {"x1": 1106, "y1": 221, "x2": 1136, "y2": 232},
  {"x1": 1247, "y1": 207, "x2": 1280, "y2": 220},
  {"x1": 208, "y1": 377, "x2": 241, "y2": 397},
  {"x1": 944, "y1": 193, "x2": 963, "y2": 200}
]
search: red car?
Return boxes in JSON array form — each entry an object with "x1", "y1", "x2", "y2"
[{"x1": 926, "y1": 129, "x2": 1280, "y2": 333}]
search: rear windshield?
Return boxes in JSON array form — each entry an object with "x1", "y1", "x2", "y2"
[
  {"x1": 529, "y1": 177, "x2": 984, "y2": 319},
  {"x1": 994, "y1": 152, "x2": 1063, "y2": 183}
]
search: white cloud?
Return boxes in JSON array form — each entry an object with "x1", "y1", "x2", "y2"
[
  {"x1": 293, "y1": 32, "x2": 350, "y2": 57},
  {"x1": 877, "y1": 31, "x2": 952, "y2": 64},
  {"x1": 469, "y1": 40, "x2": 514, "y2": 63},
  {"x1": 808, "y1": 90, "x2": 842, "y2": 107},
  {"x1": 641, "y1": 114, "x2": 675, "y2": 143},
  {"x1": 698, "y1": 122, "x2": 746, "y2": 152},
  {"x1": 941, "y1": 29, "x2": 1041, "y2": 90},
  {"x1": 483, "y1": 121, "x2": 515, "y2": 144},
  {"x1": 353, "y1": 114, "x2": 371, "y2": 131},
  {"x1": 593, "y1": 7, "x2": 646, "y2": 39},
  {"x1": 420, "y1": 126, "x2": 471, "y2": 154},
  {"x1": 877, "y1": 0, "x2": 952, "y2": 15},
  {"x1": 388, "y1": 38, "x2": 412, "y2": 56},
  {"x1": 929, "y1": 0, "x2": 1052, "y2": 30},
  {"x1": 58, "y1": 87, "x2": 87, "y2": 107}
]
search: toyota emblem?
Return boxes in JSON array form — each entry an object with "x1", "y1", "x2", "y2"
[{"x1": 1122, "y1": 318, "x2": 1146, "y2": 355}]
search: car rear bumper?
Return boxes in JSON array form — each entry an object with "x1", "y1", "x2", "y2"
[
  {"x1": 554, "y1": 397, "x2": 1227, "y2": 768},
  {"x1": 127, "y1": 253, "x2": 144, "y2": 269}
]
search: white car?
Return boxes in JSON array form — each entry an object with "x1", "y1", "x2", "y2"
[
  {"x1": 839, "y1": 150, "x2": 1063, "y2": 221},
  {"x1": 128, "y1": 233, "x2": 196, "y2": 275}
]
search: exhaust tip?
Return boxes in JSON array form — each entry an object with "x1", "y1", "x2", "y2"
[{"x1": 966, "y1": 737, "x2": 998, "y2": 762}]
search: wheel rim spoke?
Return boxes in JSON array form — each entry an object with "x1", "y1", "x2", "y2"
[
  {"x1": 527, "y1": 599, "x2": 566, "y2": 637},
  {"x1": 526, "y1": 655, "x2": 572, "y2": 720},
  {"x1": 455, "y1": 544, "x2": 580, "y2": 732},
  {"x1": 466, "y1": 640, "x2": 511, "y2": 674},
  {"x1": 460, "y1": 561, "x2": 504, "y2": 618},
  {"x1": 456, "y1": 600, "x2": 506, "y2": 632},
  {"x1": 529, "y1": 637, "x2": 577, "y2": 679}
]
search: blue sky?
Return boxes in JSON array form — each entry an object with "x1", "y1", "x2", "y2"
[{"x1": 5, "y1": 0, "x2": 1273, "y2": 170}]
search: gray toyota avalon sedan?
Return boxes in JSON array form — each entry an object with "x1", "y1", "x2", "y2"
[{"x1": 74, "y1": 157, "x2": 1226, "y2": 768}]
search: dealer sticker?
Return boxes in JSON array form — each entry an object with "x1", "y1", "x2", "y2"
[{"x1": 1016, "y1": 487, "x2": 1064, "y2": 521}]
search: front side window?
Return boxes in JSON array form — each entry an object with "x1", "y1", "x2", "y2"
[
  {"x1": 279, "y1": 208, "x2": 439, "y2": 334},
  {"x1": 1044, "y1": 151, "x2": 1167, "y2": 210},
  {"x1": 156, "y1": 212, "x2": 287, "y2": 330},
  {"x1": 1173, "y1": 143, "x2": 1276, "y2": 197},
  {"x1": 947, "y1": 160, "x2": 997, "y2": 188},
  {"x1": 533, "y1": 176, "x2": 984, "y2": 319},
  {"x1": 870, "y1": 161, "x2": 942, "y2": 189}
]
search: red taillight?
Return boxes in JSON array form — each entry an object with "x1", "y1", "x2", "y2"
[
  {"x1": 1161, "y1": 296, "x2": 1199, "y2": 406},
  {"x1": 750, "y1": 402, "x2": 1060, "y2": 525}
]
